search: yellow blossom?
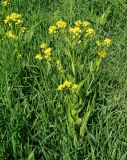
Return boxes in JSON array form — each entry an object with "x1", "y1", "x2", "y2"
[
  {"x1": 58, "y1": 84, "x2": 65, "y2": 91},
  {"x1": 96, "y1": 40, "x2": 101, "y2": 46},
  {"x1": 64, "y1": 80, "x2": 72, "y2": 88},
  {"x1": 6, "y1": 31, "x2": 16, "y2": 38},
  {"x1": 40, "y1": 42, "x2": 47, "y2": 49},
  {"x1": 82, "y1": 21, "x2": 90, "y2": 27},
  {"x1": 86, "y1": 28, "x2": 95, "y2": 37},
  {"x1": 56, "y1": 21, "x2": 67, "y2": 28},
  {"x1": 69, "y1": 27, "x2": 82, "y2": 36},
  {"x1": 49, "y1": 26, "x2": 57, "y2": 34},
  {"x1": 98, "y1": 50, "x2": 107, "y2": 58},
  {"x1": 103, "y1": 38, "x2": 111, "y2": 46},
  {"x1": 71, "y1": 84, "x2": 78, "y2": 89},
  {"x1": 15, "y1": 19, "x2": 23, "y2": 25},
  {"x1": 75, "y1": 20, "x2": 82, "y2": 26},
  {"x1": 2, "y1": 0, "x2": 9, "y2": 7},
  {"x1": 20, "y1": 27, "x2": 27, "y2": 32},
  {"x1": 4, "y1": 13, "x2": 22, "y2": 25},
  {"x1": 35, "y1": 53, "x2": 42, "y2": 60},
  {"x1": 44, "y1": 47, "x2": 52, "y2": 59}
]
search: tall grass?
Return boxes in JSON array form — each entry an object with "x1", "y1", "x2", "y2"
[{"x1": 0, "y1": 0, "x2": 127, "y2": 159}]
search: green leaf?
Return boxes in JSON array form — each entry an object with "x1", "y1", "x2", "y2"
[
  {"x1": 80, "y1": 109, "x2": 92, "y2": 137},
  {"x1": 28, "y1": 150, "x2": 35, "y2": 160}
]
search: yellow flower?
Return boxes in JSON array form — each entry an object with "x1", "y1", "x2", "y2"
[
  {"x1": 103, "y1": 38, "x2": 111, "y2": 46},
  {"x1": 40, "y1": 43, "x2": 47, "y2": 49},
  {"x1": 86, "y1": 28, "x2": 95, "y2": 37},
  {"x1": 58, "y1": 80, "x2": 78, "y2": 91},
  {"x1": 2, "y1": 0, "x2": 9, "y2": 7},
  {"x1": 4, "y1": 13, "x2": 22, "y2": 25},
  {"x1": 20, "y1": 27, "x2": 27, "y2": 32},
  {"x1": 4, "y1": 16, "x2": 12, "y2": 24},
  {"x1": 35, "y1": 53, "x2": 42, "y2": 60},
  {"x1": 56, "y1": 21, "x2": 67, "y2": 28},
  {"x1": 6, "y1": 31, "x2": 16, "y2": 38},
  {"x1": 15, "y1": 19, "x2": 23, "y2": 25},
  {"x1": 75, "y1": 20, "x2": 82, "y2": 26},
  {"x1": 82, "y1": 21, "x2": 90, "y2": 27},
  {"x1": 69, "y1": 27, "x2": 82, "y2": 35},
  {"x1": 64, "y1": 80, "x2": 72, "y2": 88},
  {"x1": 44, "y1": 47, "x2": 52, "y2": 59},
  {"x1": 71, "y1": 84, "x2": 78, "y2": 89},
  {"x1": 49, "y1": 26, "x2": 57, "y2": 34},
  {"x1": 96, "y1": 40, "x2": 101, "y2": 46},
  {"x1": 98, "y1": 50, "x2": 107, "y2": 58},
  {"x1": 58, "y1": 84, "x2": 65, "y2": 91}
]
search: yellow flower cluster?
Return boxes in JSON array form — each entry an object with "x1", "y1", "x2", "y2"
[
  {"x1": 35, "y1": 53, "x2": 42, "y2": 61},
  {"x1": 20, "y1": 27, "x2": 27, "y2": 33},
  {"x1": 4, "y1": 13, "x2": 23, "y2": 25},
  {"x1": 49, "y1": 26, "x2": 57, "y2": 34},
  {"x1": 96, "y1": 38, "x2": 111, "y2": 46},
  {"x1": 6, "y1": 31, "x2": 16, "y2": 39},
  {"x1": 103, "y1": 38, "x2": 111, "y2": 46},
  {"x1": 44, "y1": 48, "x2": 52, "y2": 59},
  {"x1": 95, "y1": 38, "x2": 111, "y2": 68},
  {"x1": 98, "y1": 50, "x2": 107, "y2": 58},
  {"x1": 86, "y1": 28, "x2": 95, "y2": 37},
  {"x1": 49, "y1": 20, "x2": 67, "y2": 34},
  {"x1": 56, "y1": 21, "x2": 67, "y2": 28},
  {"x1": 82, "y1": 21, "x2": 90, "y2": 27},
  {"x1": 75, "y1": 20, "x2": 90, "y2": 27},
  {"x1": 75, "y1": 20, "x2": 82, "y2": 26},
  {"x1": 2, "y1": 0, "x2": 9, "y2": 7},
  {"x1": 35, "y1": 42, "x2": 52, "y2": 60},
  {"x1": 58, "y1": 80, "x2": 78, "y2": 91},
  {"x1": 69, "y1": 27, "x2": 82, "y2": 36}
]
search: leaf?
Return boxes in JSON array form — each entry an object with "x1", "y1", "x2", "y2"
[
  {"x1": 80, "y1": 109, "x2": 92, "y2": 137},
  {"x1": 96, "y1": 6, "x2": 111, "y2": 26},
  {"x1": 11, "y1": 134, "x2": 16, "y2": 155},
  {"x1": 28, "y1": 150, "x2": 35, "y2": 160}
]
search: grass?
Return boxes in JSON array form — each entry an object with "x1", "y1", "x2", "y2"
[{"x1": 0, "y1": 0, "x2": 127, "y2": 159}]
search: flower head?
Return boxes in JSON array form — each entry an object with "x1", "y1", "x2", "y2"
[
  {"x1": 58, "y1": 84, "x2": 65, "y2": 91},
  {"x1": 57, "y1": 80, "x2": 78, "y2": 91},
  {"x1": 4, "y1": 13, "x2": 22, "y2": 25},
  {"x1": 44, "y1": 47, "x2": 52, "y2": 59},
  {"x1": 2, "y1": 0, "x2": 9, "y2": 7},
  {"x1": 82, "y1": 21, "x2": 90, "y2": 27},
  {"x1": 40, "y1": 42, "x2": 47, "y2": 50},
  {"x1": 75, "y1": 20, "x2": 82, "y2": 26},
  {"x1": 69, "y1": 27, "x2": 82, "y2": 36},
  {"x1": 35, "y1": 53, "x2": 42, "y2": 60},
  {"x1": 64, "y1": 80, "x2": 72, "y2": 88},
  {"x1": 20, "y1": 27, "x2": 27, "y2": 32},
  {"x1": 103, "y1": 38, "x2": 111, "y2": 46},
  {"x1": 98, "y1": 50, "x2": 107, "y2": 58},
  {"x1": 86, "y1": 28, "x2": 95, "y2": 37},
  {"x1": 6, "y1": 31, "x2": 16, "y2": 38},
  {"x1": 96, "y1": 40, "x2": 101, "y2": 46},
  {"x1": 56, "y1": 21, "x2": 67, "y2": 28},
  {"x1": 49, "y1": 26, "x2": 57, "y2": 34},
  {"x1": 71, "y1": 84, "x2": 78, "y2": 89}
]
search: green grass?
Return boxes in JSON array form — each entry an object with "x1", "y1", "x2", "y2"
[{"x1": 0, "y1": 0, "x2": 127, "y2": 159}]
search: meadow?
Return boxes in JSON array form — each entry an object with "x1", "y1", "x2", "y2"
[{"x1": 0, "y1": 0, "x2": 127, "y2": 159}]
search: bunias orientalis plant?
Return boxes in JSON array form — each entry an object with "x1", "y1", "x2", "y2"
[
  {"x1": 2, "y1": 4, "x2": 27, "y2": 58},
  {"x1": 35, "y1": 19, "x2": 111, "y2": 144}
]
